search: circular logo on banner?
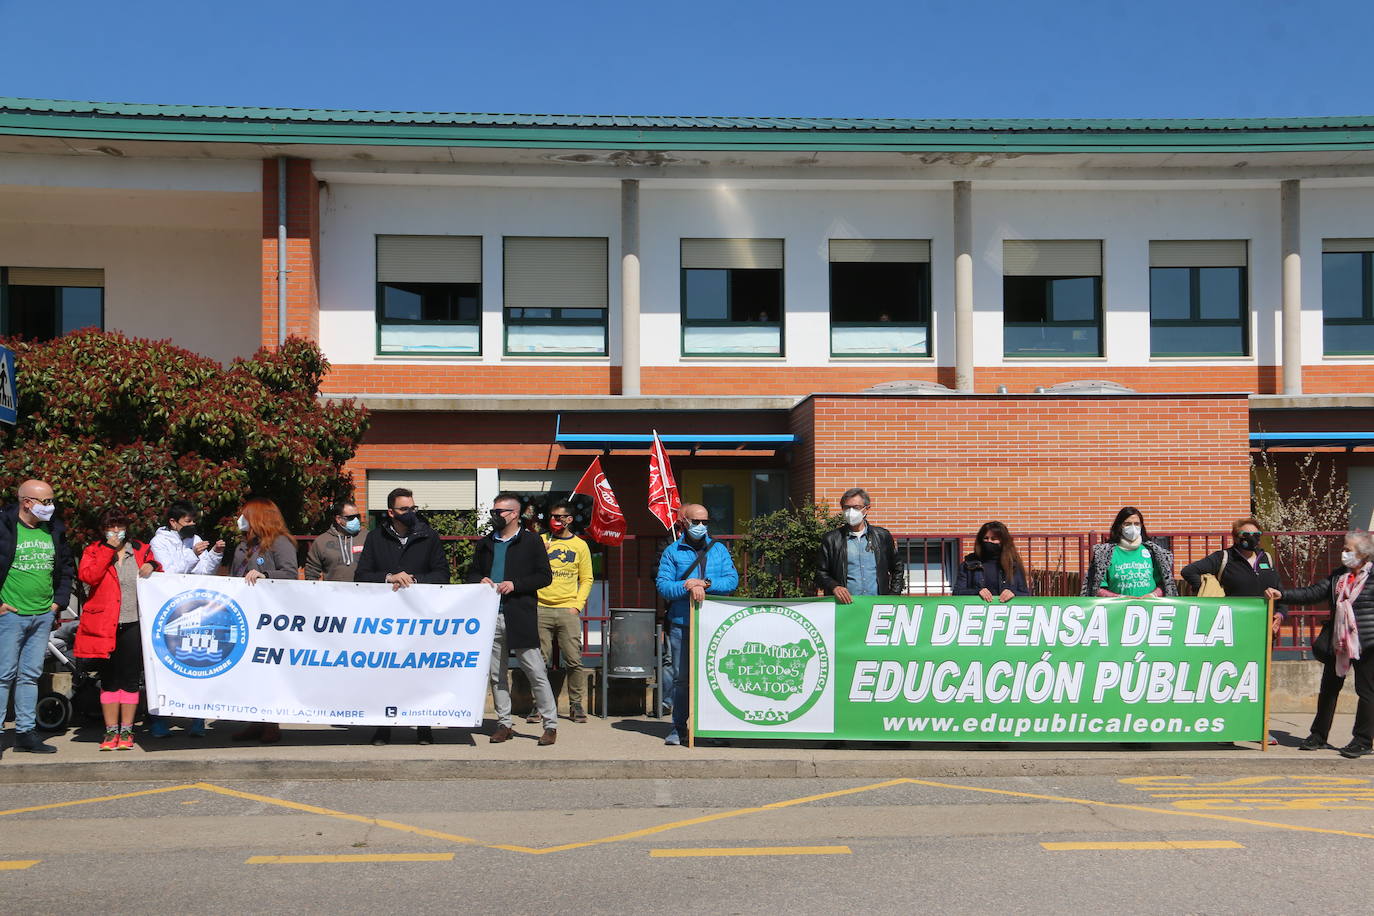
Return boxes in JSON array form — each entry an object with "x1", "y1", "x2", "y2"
[
  {"x1": 149, "y1": 589, "x2": 250, "y2": 679},
  {"x1": 705, "y1": 604, "x2": 829, "y2": 726}
]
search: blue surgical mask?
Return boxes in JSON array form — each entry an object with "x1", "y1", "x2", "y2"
[
  {"x1": 342, "y1": 517, "x2": 361, "y2": 535},
  {"x1": 687, "y1": 522, "x2": 708, "y2": 541}
]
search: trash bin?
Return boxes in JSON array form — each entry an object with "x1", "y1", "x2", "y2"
[{"x1": 605, "y1": 608, "x2": 661, "y2": 717}]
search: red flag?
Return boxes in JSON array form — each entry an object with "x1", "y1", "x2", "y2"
[
  {"x1": 573, "y1": 457, "x2": 626, "y2": 546},
  {"x1": 647, "y1": 430, "x2": 681, "y2": 533}
]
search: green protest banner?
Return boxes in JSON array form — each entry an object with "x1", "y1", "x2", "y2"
[{"x1": 692, "y1": 596, "x2": 1269, "y2": 743}]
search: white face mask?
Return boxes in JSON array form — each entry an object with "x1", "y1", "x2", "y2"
[
  {"x1": 237, "y1": 515, "x2": 249, "y2": 532},
  {"x1": 30, "y1": 502, "x2": 55, "y2": 522},
  {"x1": 1121, "y1": 524, "x2": 1142, "y2": 543},
  {"x1": 106, "y1": 529, "x2": 126, "y2": 544},
  {"x1": 1343, "y1": 550, "x2": 1361, "y2": 569},
  {"x1": 843, "y1": 507, "x2": 866, "y2": 527}
]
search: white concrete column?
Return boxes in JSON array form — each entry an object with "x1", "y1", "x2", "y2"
[
  {"x1": 1281, "y1": 179, "x2": 1303, "y2": 395},
  {"x1": 475, "y1": 468, "x2": 500, "y2": 511},
  {"x1": 953, "y1": 180, "x2": 975, "y2": 392},
  {"x1": 620, "y1": 179, "x2": 641, "y2": 396}
]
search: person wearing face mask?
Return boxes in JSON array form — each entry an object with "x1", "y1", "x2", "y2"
[
  {"x1": 531, "y1": 500, "x2": 593, "y2": 725},
  {"x1": 1277, "y1": 531, "x2": 1374, "y2": 758},
  {"x1": 74, "y1": 510, "x2": 160, "y2": 751},
  {"x1": 655, "y1": 503, "x2": 740, "y2": 747},
  {"x1": 305, "y1": 500, "x2": 364, "y2": 582},
  {"x1": 147, "y1": 499, "x2": 224, "y2": 738},
  {"x1": 0, "y1": 479, "x2": 75, "y2": 758},
  {"x1": 1182, "y1": 518, "x2": 1283, "y2": 619},
  {"x1": 816, "y1": 488, "x2": 906, "y2": 605},
  {"x1": 227, "y1": 497, "x2": 300, "y2": 744},
  {"x1": 465, "y1": 493, "x2": 556, "y2": 746},
  {"x1": 355, "y1": 487, "x2": 449, "y2": 746},
  {"x1": 1081, "y1": 506, "x2": 1178, "y2": 599},
  {"x1": 954, "y1": 521, "x2": 1033, "y2": 601}
]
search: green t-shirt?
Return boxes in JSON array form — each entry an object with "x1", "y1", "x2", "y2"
[
  {"x1": 1102, "y1": 544, "x2": 1157, "y2": 597},
  {"x1": 1, "y1": 523, "x2": 55, "y2": 613}
]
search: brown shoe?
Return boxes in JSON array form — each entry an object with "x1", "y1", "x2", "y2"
[
  {"x1": 259, "y1": 723, "x2": 282, "y2": 744},
  {"x1": 538, "y1": 728, "x2": 557, "y2": 746},
  {"x1": 489, "y1": 724, "x2": 515, "y2": 744},
  {"x1": 231, "y1": 724, "x2": 263, "y2": 742},
  {"x1": 570, "y1": 704, "x2": 587, "y2": 724}
]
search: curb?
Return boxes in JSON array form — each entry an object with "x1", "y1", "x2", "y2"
[{"x1": 0, "y1": 752, "x2": 1358, "y2": 785}]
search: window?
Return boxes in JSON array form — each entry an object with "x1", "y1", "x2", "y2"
[
  {"x1": 829, "y1": 240, "x2": 931, "y2": 356},
  {"x1": 1149, "y1": 240, "x2": 1249, "y2": 356},
  {"x1": 1, "y1": 268, "x2": 104, "y2": 340},
  {"x1": 376, "y1": 235, "x2": 481, "y2": 355},
  {"x1": 1323, "y1": 239, "x2": 1374, "y2": 355},
  {"x1": 1003, "y1": 240, "x2": 1102, "y2": 357},
  {"x1": 503, "y1": 237, "x2": 608, "y2": 356},
  {"x1": 365, "y1": 469, "x2": 477, "y2": 515},
  {"x1": 681, "y1": 238, "x2": 783, "y2": 356}
]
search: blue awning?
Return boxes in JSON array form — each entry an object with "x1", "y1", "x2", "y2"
[
  {"x1": 1251, "y1": 432, "x2": 1374, "y2": 449},
  {"x1": 555, "y1": 415, "x2": 794, "y2": 452}
]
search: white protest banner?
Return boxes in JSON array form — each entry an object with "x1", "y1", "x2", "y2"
[{"x1": 137, "y1": 573, "x2": 499, "y2": 727}]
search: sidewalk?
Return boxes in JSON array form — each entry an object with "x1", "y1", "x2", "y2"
[{"x1": 0, "y1": 711, "x2": 1364, "y2": 785}]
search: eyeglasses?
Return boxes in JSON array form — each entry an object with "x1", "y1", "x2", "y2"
[
  {"x1": 340, "y1": 513, "x2": 361, "y2": 522},
  {"x1": 550, "y1": 514, "x2": 573, "y2": 520},
  {"x1": 23, "y1": 496, "x2": 54, "y2": 506}
]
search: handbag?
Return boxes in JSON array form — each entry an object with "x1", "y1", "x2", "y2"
[
  {"x1": 1196, "y1": 548, "x2": 1229, "y2": 598},
  {"x1": 1311, "y1": 620, "x2": 1335, "y2": 665}
]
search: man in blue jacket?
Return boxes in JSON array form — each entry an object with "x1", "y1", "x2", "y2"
[{"x1": 655, "y1": 503, "x2": 738, "y2": 747}]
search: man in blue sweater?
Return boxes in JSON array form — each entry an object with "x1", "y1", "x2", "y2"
[{"x1": 655, "y1": 503, "x2": 738, "y2": 747}]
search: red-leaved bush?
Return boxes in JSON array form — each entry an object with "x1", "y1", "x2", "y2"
[{"x1": 0, "y1": 330, "x2": 369, "y2": 547}]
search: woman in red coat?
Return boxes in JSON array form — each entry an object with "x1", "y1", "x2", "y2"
[{"x1": 75, "y1": 510, "x2": 159, "y2": 751}]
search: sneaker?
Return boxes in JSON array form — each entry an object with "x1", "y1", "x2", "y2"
[
  {"x1": 1339, "y1": 741, "x2": 1373, "y2": 759},
  {"x1": 117, "y1": 729, "x2": 135, "y2": 751},
  {"x1": 1299, "y1": 734, "x2": 1331, "y2": 751},
  {"x1": 370, "y1": 727, "x2": 391, "y2": 746},
  {"x1": 416, "y1": 727, "x2": 433, "y2": 745},
  {"x1": 538, "y1": 728, "x2": 557, "y2": 746},
  {"x1": 664, "y1": 730, "x2": 682, "y2": 746},
  {"x1": 186, "y1": 718, "x2": 206, "y2": 738},
  {"x1": 489, "y1": 724, "x2": 514, "y2": 744},
  {"x1": 13, "y1": 731, "x2": 56, "y2": 754},
  {"x1": 99, "y1": 729, "x2": 119, "y2": 751},
  {"x1": 147, "y1": 717, "x2": 172, "y2": 739},
  {"x1": 570, "y1": 704, "x2": 587, "y2": 724}
]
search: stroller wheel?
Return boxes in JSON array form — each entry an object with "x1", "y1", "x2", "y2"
[{"x1": 35, "y1": 692, "x2": 72, "y2": 733}]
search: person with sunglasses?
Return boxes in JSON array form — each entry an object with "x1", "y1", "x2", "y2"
[
  {"x1": 305, "y1": 500, "x2": 364, "y2": 582},
  {"x1": 0, "y1": 479, "x2": 75, "y2": 758},
  {"x1": 531, "y1": 500, "x2": 593, "y2": 725}
]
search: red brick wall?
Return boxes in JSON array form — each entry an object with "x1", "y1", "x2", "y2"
[
  {"x1": 261, "y1": 158, "x2": 319, "y2": 348},
  {"x1": 799, "y1": 394, "x2": 1252, "y2": 535}
]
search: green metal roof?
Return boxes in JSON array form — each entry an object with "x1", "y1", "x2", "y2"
[{"x1": 5, "y1": 98, "x2": 1374, "y2": 153}]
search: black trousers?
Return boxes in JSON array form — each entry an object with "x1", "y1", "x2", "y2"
[
  {"x1": 1309, "y1": 651, "x2": 1374, "y2": 746},
  {"x1": 97, "y1": 622, "x2": 143, "y2": 695}
]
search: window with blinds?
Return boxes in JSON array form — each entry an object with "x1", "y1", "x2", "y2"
[
  {"x1": 502, "y1": 237, "x2": 608, "y2": 356},
  {"x1": 1002, "y1": 241, "x2": 1103, "y2": 357},
  {"x1": 1322, "y1": 239, "x2": 1374, "y2": 355},
  {"x1": 365, "y1": 470, "x2": 478, "y2": 513},
  {"x1": 828, "y1": 239, "x2": 932, "y2": 357},
  {"x1": 1, "y1": 266, "x2": 105, "y2": 341},
  {"x1": 1148, "y1": 240, "x2": 1249, "y2": 357},
  {"x1": 680, "y1": 238, "x2": 784, "y2": 357},
  {"x1": 374, "y1": 235, "x2": 482, "y2": 356}
]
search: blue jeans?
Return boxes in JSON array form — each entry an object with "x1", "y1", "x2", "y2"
[
  {"x1": 0, "y1": 610, "x2": 53, "y2": 733},
  {"x1": 668, "y1": 622, "x2": 690, "y2": 733}
]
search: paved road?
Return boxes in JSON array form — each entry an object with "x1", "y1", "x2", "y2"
[{"x1": 6, "y1": 772, "x2": 1374, "y2": 913}]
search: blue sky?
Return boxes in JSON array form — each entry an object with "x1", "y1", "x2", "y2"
[{"x1": 0, "y1": 0, "x2": 1367, "y2": 118}]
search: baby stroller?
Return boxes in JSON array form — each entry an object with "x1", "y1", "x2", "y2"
[{"x1": 35, "y1": 619, "x2": 103, "y2": 732}]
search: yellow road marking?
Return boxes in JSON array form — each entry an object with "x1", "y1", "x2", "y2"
[
  {"x1": 905, "y1": 778, "x2": 1374, "y2": 841},
  {"x1": 0, "y1": 860, "x2": 41, "y2": 870},
  {"x1": 0, "y1": 784, "x2": 196, "y2": 817},
  {"x1": 650, "y1": 845, "x2": 851, "y2": 858},
  {"x1": 247, "y1": 853, "x2": 454, "y2": 864},
  {"x1": 1042, "y1": 841, "x2": 1243, "y2": 851},
  {"x1": 192, "y1": 783, "x2": 483, "y2": 847},
  {"x1": 488, "y1": 778, "x2": 910, "y2": 854}
]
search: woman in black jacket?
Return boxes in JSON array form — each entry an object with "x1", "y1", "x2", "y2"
[
  {"x1": 1277, "y1": 531, "x2": 1374, "y2": 758},
  {"x1": 953, "y1": 521, "x2": 1032, "y2": 601},
  {"x1": 1181, "y1": 518, "x2": 1283, "y2": 617}
]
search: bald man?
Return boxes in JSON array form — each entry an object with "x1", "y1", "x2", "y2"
[
  {"x1": 0, "y1": 479, "x2": 74, "y2": 757},
  {"x1": 654, "y1": 503, "x2": 738, "y2": 747}
]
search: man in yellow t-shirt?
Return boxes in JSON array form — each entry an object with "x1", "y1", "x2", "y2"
[{"x1": 534, "y1": 500, "x2": 593, "y2": 723}]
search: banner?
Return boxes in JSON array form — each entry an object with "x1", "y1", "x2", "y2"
[
  {"x1": 138, "y1": 573, "x2": 499, "y2": 727},
  {"x1": 693, "y1": 596, "x2": 1268, "y2": 743},
  {"x1": 573, "y1": 456, "x2": 626, "y2": 545},
  {"x1": 647, "y1": 429, "x2": 681, "y2": 533}
]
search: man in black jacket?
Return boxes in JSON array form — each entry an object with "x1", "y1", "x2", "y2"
[
  {"x1": 816, "y1": 487, "x2": 905, "y2": 604},
  {"x1": 0, "y1": 479, "x2": 75, "y2": 758},
  {"x1": 465, "y1": 493, "x2": 557, "y2": 746},
  {"x1": 355, "y1": 487, "x2": 450, "y2": 746}
]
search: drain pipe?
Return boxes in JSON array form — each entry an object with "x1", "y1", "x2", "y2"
[{"x1": 277, "y1": 156, "x2": 288, "y2": 346}]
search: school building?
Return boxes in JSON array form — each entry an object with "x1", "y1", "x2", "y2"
[{"x1": 2, "y1": 99, "x2": 1373, "y2": 563}]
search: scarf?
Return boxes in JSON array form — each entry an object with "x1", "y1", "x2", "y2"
[{"x1": 1334, "y1": 564, "x2": 1369, "y2": 677}]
